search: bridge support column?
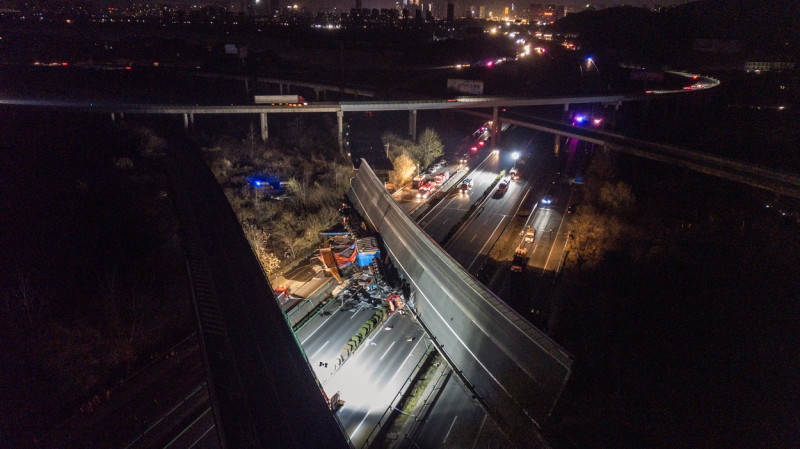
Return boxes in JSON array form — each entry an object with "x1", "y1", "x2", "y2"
[
  {"x1": 260, "y1": 112, "x2": 269, "y2": 141},
  {"x1": 189, "y1": 113, "x2": 194, "y2": 126},
  {"x1": 612, "y1": 101, "x2": 621, "y2": 126},
  {"x1": 314, "y1": 88, "x2": 321, "y2": 101},
  {"x1": 119, "y1": 112, "x2": 124, "y2": 120},
  {"x1": 244, "y1": 77, "x2": 250, "y2": 93},
  {"x1": 279, "y1": 84, "x2": 284, "y2": 94},
  {"x1": 110, "y1": 112, "x2": 116, "y2": 122},
  {"x1": 408, "y1": 109, "x2": 417, "y2": 141},
  {"x1": 337, "y1": 110, "x2": 344, "y2": 156},
  {"x1": 183, "y1": 113, "x2": 189, "y2": 130},
  {"x1": 554, "y1": 134, "x2": 560, "y2": 157},
  {"x1": 490, "y1": 106, "x2": 498, "y2": 151},
  {"x1": 562, "y1": 102, "x2": 570, "y2": 120}
]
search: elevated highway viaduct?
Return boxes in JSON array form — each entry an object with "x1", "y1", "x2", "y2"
[
  {"x1": 4, "y1": 73, "x2": 799, "y2": 447},
  {"x1": 348, "y1": 160, "x2": 573, "y2": 447}
]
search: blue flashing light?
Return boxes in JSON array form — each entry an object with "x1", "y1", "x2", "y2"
[
  {"x1": 574, "y1": 115, "x2": 587, "y2": 124},
  {"x1": 247, "y1": 174, "x2": 279, "y2": 189}
]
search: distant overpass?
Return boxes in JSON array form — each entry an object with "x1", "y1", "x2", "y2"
[
  {"x1": 348, "y1": 161, "x2": 573, "y2": 448},
  {"x1": 0, "y1": 73, "x2": 717, "y2": 155},
  {"x1": 497, "y1": 114, "x2": 800, "y2": 199},
  {"x1": 6, "y1": 82, "x2": 798, "y2": 199}
]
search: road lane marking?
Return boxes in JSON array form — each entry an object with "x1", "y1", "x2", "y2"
[
  {"x1": 444, "y1": 415, "x2": 458, "y2": 443},
  {"x1": 350, "y1": 406, "x2": 375, "y2": 442},
  {"x1": 309, "y1": 339, "x2": 330, "y2": 360},
  {"x1": 470, "y1": 414, "x2": 488, "y2": 449},
  {"x1": 300, "y1": 303, "x2": 345, "y2": 344},
  {"x1": 380, "y1": 341, "x2": 396, "y2": 360},
  {"x1": 387, "y1": 336, "x2": 425, "y2": 385},
  {"x1": 466, "y1": 217, "x2": 506, "y2": 270}
]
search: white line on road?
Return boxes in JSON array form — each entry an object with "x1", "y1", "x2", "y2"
[
  {"x1": 380, "y1": 341, "x2": 396, "y2": 361},
  {"x1": 444, "y1": 415, "x2": 459, "y2": 444},
  {"x1": 466, "y1": 217, "x2": 506, "y2": 271},
  {"x1": 387, "y1": 336, "x2": 425, "y2": 385},
  {"x1": 350, "y1": 406, "x2": 375, "y2": 443},
  {"x1": 300, "y1": 303, "x2": 344, "y2": 344},
  {"x1": 471, "y1": 414, "x2": 488, "y2": 449},
  {"x1": 308, "y1": 339, "x2": 330, "y2": 361}
]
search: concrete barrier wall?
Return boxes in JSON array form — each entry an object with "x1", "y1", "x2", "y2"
[{"x1": 348, "y1": 161, "x2": 573, "y2": 446}]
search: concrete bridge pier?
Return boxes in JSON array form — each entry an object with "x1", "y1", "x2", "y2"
[
  {"x1": 182, "y1": 113, "x2": 195, "y2": 130},
  {"x1": 490, "y1": 106, "x2": 498, "y2": 151},
  {"x1": 110, "y1": 112, "x2": 116, "y2": 122},
  {"x1": 554, "y1": 134, "x2": 560, "y2": 157},
  {"x1": 554, "y1": 103, "x2": 570, "y2": 156},
  {"x1": 244, "y1": 77, "x2": 250, "y2": 93},
  {"x1": 337, "y1": 111, "x2": 345, "y2": 155},
  {"x1": 408, "y1": 109, "x2": 418, "y2": 141},
  {"x1": 611, "y1": 101, "x2": 622, "y2": 126},
  {"x1": 260, "y1": 112, "x2": 269, "y2": 141}
]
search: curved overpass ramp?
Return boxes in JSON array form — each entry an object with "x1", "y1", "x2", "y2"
[{"x1": 348, "y1": 161, "x2": 573, "y2": 447}]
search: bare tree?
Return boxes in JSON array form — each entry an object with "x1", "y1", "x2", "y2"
[
  {"x1": 415, "y1": 128, "x2": 445, "y2": 169},
  {"x1": 13, "y1": 271, "x2": 48, "y2": 326},
  {"x1": 599, "y1": 181, "x2": 636, "y2": 215},
  {"x1": 285, "y1": 176, "x2": 310, "y2": 208},
  {"x1": 389, "y1": 153, "x2": 417, "y2": 187}
]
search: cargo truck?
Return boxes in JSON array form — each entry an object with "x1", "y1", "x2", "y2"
[{"x1": 510, "y1": 248, "x2": 528, "y2": 272}]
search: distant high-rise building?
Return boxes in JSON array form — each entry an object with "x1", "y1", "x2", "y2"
[
  {"x1": 545, "y1": 4, "x2": 564, "y2": 21},
  {"x1": 355, "y1": 0, "x2": 361, "y2": 12},
  {"x1": 478, "y1": 5, "x2": 485, "y2": 18},
  {"x1": 530, "y1": 3, "x2": 544, "y2": 23},
  {"x1": 446, "y1": 2, "x2": 454, "y2": 22},
  {"x1": 531, "y1": 4, "x2": 563, "y2": 23}
]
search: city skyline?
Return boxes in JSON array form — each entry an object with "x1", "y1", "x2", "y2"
[{"x1": 7, "y1": 0, "x2": 697, "y2": 14}]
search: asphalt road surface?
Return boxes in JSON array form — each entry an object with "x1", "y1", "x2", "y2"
[{"x1": 322, "y1": 311, "x2": 426, "y2": 448}]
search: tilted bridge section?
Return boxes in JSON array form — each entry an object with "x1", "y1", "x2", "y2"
[{"x1": 348, "y1": 160, "x2": 573, "y2": 448}]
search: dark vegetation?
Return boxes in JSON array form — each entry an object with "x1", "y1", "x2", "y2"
[
  {"x1": 551, "y1": 0, "x2": 799, "y2": 67},
  {"x1": 550, "y1": 149, "x2": 800, "y2": 448},
  {"x1": 0, "y1": 110, "x2": 192, "y2": 446},
  {"x1": 617, "y1": 71, "x2": 800, "y2": 174},
  {"x1": 194, "y1": 114, "x2": 353, "y2": 275}
]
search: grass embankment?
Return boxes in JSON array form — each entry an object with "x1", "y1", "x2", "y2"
[{"x1": 378, "y1": 351, "x2": 443, "y2": 447}]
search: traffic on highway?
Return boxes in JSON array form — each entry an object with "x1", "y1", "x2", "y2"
[{"x1": 276, "y1": 118, "x2": 586, "y2": 448}]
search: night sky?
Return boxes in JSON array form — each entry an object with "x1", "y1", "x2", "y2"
[{"x1": 88, "y1": 0, "x2": 697, "y2": 13}]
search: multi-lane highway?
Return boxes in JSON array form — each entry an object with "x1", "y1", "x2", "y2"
[
  {"x1": 418, "y1": 127, "x2": 561, "y2": 273},
  {"x1": 295, "y1": 284, "x2": 427, "y2": 448},
  {"x1": 371, "y1": 123, "x2": 582, "y2": 448},
  {"x1": 291, "y1": 121, "x2": 581, "y2": 449}
]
